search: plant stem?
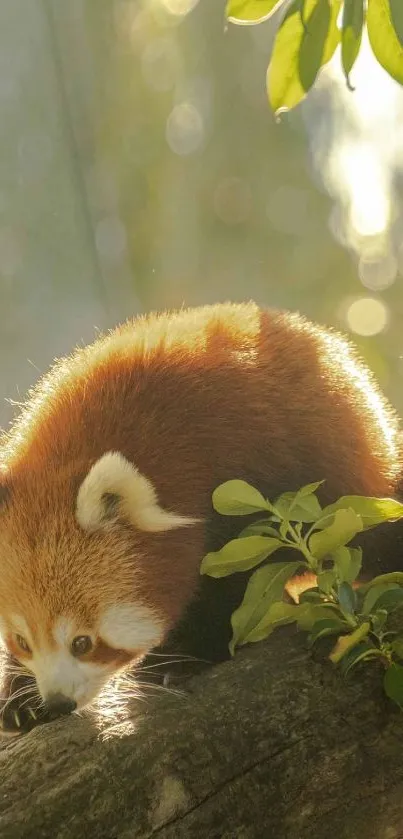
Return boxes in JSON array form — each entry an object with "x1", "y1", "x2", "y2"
[{"x1": 285, "y1": 522, "x2": 317, "y2": 569}]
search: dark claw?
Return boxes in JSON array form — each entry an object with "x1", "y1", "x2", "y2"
[{"x1": 0, "y1": 652, "x2": 47, "y2": 734}]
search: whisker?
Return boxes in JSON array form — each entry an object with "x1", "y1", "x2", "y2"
[
  {"x1": 1, "y1": 671, "x2": 34, "y2": 683},
  {"x1": 1, "y1": 676, "x2": 37, "y2": 694},
  {"x1": 2, "y1": 684, "x2": 36, "y2": 704},
  {"x1": 118, "y1": 681, "x2": 185, "y2": 699},
  {"x1": 18, "y1": 692, "x2": 42, "y2": 711},
  {"x1": 1, "y1": 676, "x2": 34, "y2": 696},
  {"x1": 1, "y1": 664, "x2": 34, "y2": 679},
  {"x1": 1, "y1": 686, "x2": 39, "y2": 715},
  {"x1": 119, "y1": 670, "x2": 184, "y2": 689},
  {"x1": 143, "y1": 651, "x2": 207, "y2": 663},
  {"x1": 134, "y1": 658, "x2": 195, "y2": 671},
  {"x1": 0, "y1": 687, "x2": 37, "y2": 702}
]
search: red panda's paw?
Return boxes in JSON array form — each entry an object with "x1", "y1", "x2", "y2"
[{"x1": 0, "y1": 656, "x2": 44, "y2": 734}]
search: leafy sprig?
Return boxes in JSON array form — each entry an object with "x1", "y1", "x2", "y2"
[
  {"x1": 201, "y1": 479, "x2": 403, "y2": 708},
  {"x1": 225, "y1": 1, "x2": 403, "y2": 116}
]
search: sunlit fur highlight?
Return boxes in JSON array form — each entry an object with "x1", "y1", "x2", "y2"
[{"x1": 0, "y1": 301, "x2": 401, "y2": 715}]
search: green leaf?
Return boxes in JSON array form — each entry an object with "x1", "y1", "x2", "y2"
[
  {"x1": 319, "y1": 496, "x2": 403, "y2": 530},
  {"x1": 286, "y1": 480, "x2": 324, "y2": 521},
  {"x1": 229, "y1": 561, "x2": 301, "y2": 653},
  {"x1": 362, "y1": 583, "x2": 401, "y2": 615},
  {"x1": 384, "y1": 663, "x2": 403, "y2": 709},
  {"x1": 200, "y1": 535, "x2": 284, "y2": 578},
  {"x1": 371, "y1": 609, "x2": 388, "y2": 633},
  {"x1": 361, "y1": 572, "x2": 403, "y2": 590},
  {"x1": 299, "y1": 588, "x2": 323, "y2": 603},
  {"x1": 271, "y1": 491, "x2": 321, "y2": 523},
  {"x1": 268, "y1": 0, "x2": 342, "y2": 115},
  {"x1": 242, "y1": 600, "x2": 306, "y2": 644},
  {"x1": 270, "y1": 482, "x2": 323, "y2": 523},
  {"x1": 391, "y1": 637, "x2": 403, "y2": 660},
  {"x1": 238, "y1": 520, "x2": 280, "y2": 538},
  {"x1": 333, "y1": 546, "x2": 362, "y2": 585},
  {"x1": 291, "y1": 493, "x2": 322, "y2": 521},
  {"x1": 309, "y1": 509, "x2": 363, "y2": 560},
  {"x1": 212, "y1": 480, "x2": 271, "y2": 516},
  {"x1": 338, "y1": 581, "x2": 357, "y2": 615},
  {"x1": 339, "y1": 641, "x2": 385, "y2": 676},
  {"x1": 341, "y1": 0, "x2": 365, "y2": 87},
  {"x1": 296, "y1": 602, "x2": 346, "y2": 631},
  {"x1": 308, "y1": 618, "x2": 346, "y2": 646},
  {"x1": 226, "y1": 0, "x2": 286, "y2": 25},
  {"x1": 271, "y1": 491, "x2": 295, "y2": 518},
  {"x1": 370, "y1": 587, "x2": 403, "y2": 614},
  {"x1": 390, "y1": 0, "x2": 403, "y2": 45},
  {"x1": 317, "y1": 569, "x2": 337, "y2": 595},
  {"x1": 329, "y1": 622, "x2": 371, "y2": 663},
  {"x1": 294, "y1": 480, "x2": 324, "y2": 498},
  {"x1": 367, "y1": 0, "x2": 403, "y2": 85}
]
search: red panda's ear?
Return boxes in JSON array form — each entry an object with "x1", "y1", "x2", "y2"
[{"x1": 75, "y1": 451, "x2": 199, "y2": 533}]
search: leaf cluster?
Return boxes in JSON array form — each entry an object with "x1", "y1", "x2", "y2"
[
  {"x1": 201, "y1": 478, "x2": 403, "y2": 709},
  {"x1": 225, "y1": 1, "x2": 403, "y2": 115}
]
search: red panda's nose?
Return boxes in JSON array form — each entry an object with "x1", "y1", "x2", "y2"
[{"x1": 44, "y1": 694, "x2": 77, "y2": 719}]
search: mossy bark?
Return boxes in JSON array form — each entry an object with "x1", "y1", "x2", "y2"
[{"x1": 1, "y1": 632, "x2": 402, "y2": 839}]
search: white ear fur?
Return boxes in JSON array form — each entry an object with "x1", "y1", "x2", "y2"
[
  {"x1": 76, "y1": 451, "x2": 199, "y2": 533},
  {"x1": 99, "y1": 603, "x2": 164, "y2": 650}
]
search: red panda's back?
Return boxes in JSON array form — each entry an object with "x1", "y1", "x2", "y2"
[
  {"x1": 0, "y1": 301, "x2": 399, "y2": 497},
  {"x1": 1, "y1": 301, "x2": 401, "y2": 526}
]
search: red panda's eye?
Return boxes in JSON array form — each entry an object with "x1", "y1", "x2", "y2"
[
  {"x1": 16, "y1": 634, "x2": 31, "y2": 654},
  {"x1": 71, "y1": 635, "x2": 93, "y2": 657}
]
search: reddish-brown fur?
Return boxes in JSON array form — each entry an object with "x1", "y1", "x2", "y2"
[
  {"x1": 0, "y1": 301, "x2": 402, "y2": 658},
  {"x1": 89, "y1": 642, "x2": 135, "y2": 667}
]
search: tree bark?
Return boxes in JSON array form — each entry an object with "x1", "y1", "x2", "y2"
[{"x1": 1, "y1": 632, "x2": 402, "y2": 839}]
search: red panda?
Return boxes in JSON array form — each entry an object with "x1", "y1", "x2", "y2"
[{"x1": 0, "y1": 301, "x2": 402, "y2": 732}]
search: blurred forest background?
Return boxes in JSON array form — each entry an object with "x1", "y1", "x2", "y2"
[{"x1": 1, "y1": 0, "x2": 403, "y2": 430}]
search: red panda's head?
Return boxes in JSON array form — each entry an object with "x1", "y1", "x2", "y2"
[{"x1": 0, "y1": 452, "x2": 199, "y2": 715}]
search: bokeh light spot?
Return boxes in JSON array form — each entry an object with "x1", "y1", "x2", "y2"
[
  {"x1": 166, "y1": 102, "x2": 204, "y2": 155},
  {"x1": 306, "y1": 33, "x2": 401, "y2": 265},
  {"x1": 346, "y1": 297, "x2": 389, "y2": 337},
  {"x1": 358, "y1": 254, "x2": 397, "y2": 291},
  {"x1": 157, "y1": 0, "x2": 200, "y2": 17}
]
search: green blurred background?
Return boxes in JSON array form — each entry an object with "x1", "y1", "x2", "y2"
[{"x1": 1, "y1": 0, "x2": 402, "y2": 429}]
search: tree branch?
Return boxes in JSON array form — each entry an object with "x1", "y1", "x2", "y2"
[{"x1": 1, "y1": 632, "x2": 402, "y2": 838}]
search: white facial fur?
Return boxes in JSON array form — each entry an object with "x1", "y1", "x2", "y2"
[
  {"x1": 32, "y1": 647, "x2": 107, "y2": 708},
  {"x1": 76, "y1": 451, "x2": 199, "y2": 533},
  {"x1": 6, "y1": 604, "x2": 164, "y2": 710}
]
